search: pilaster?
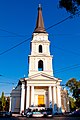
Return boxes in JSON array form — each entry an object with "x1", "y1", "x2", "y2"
[
  {"x1": 31, "y1": 85, "x2": 34, "y2": 106},
  {"x1": 20, "y1": 83, "x2": 25, "y2": 113},
  {"x1": 53, "y1": 86, "x2": 57, "y2": 113},
  {"x1": 57, "y1": 86, "x2": 62, "y2": 113},
  {"x1": 48, "y1": 86, "x2": 52, "y2": 108},
  {"x1": 26, "y1": 86, "x2": 30, "y2": 108}
]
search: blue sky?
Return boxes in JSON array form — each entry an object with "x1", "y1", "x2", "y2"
[{"x1": 0, "y1": 0, "x2": 80, "y2": 96}]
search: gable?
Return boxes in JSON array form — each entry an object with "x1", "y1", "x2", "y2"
[{"x1": 28, "y1": 72, "x2": 58, "y2": 81}]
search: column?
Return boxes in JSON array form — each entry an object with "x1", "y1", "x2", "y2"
[
  {"x1": 48, "y1": 86, "x2": 52, "y2": 108},
  {"x1": 57, "y1": 86, "x2": 62, "y2": 113},
  {"x1": 53, "y1": 86, "x2": 57, "y2": 113},
  {"x1": 45, "y1": 91, "x2": 48, "y2": 108},
  {"x1": 9, "y1": 97, "x2": 12, "y2": 112},
  {"x1": 20, "y1": 83, "x2": 25, "y2": 113},
  {"x1": 31, "y1": 85, "x2": 34, "y2": 106},
  {"x1": 26, "y1": 86, "x2": 30, "y2": 108}
]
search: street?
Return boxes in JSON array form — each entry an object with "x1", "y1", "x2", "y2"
[{"x1": 0, "y1": 116, "x2": 80, "y2": 120}]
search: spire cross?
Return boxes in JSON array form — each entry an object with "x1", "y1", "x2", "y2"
[{"x1": 39, "y1": 4, "x2": 41, "y2": 8}]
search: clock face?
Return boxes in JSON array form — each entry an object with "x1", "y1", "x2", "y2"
[{"x1": 38, "y1": 36, "x2": 45, "y2": 40}]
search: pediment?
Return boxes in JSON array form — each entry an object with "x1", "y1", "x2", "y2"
[{"x1": 28, "y1": 72, "x2": 59, "y2": 81}]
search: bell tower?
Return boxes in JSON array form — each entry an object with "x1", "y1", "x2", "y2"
[{"x1": 28, "y1": 4, "x2": 53, "y2": 77}]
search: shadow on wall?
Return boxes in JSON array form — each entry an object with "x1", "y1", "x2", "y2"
[{"x1": 53, "y1": 104, "x2": 62, "y2": 114}]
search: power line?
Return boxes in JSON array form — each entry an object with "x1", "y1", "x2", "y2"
[
  {"x1": 0, "y1": 37, "x2": 31, "y2": 55},
  {"x1": 53, "y1": 45, "x2": 80, "y2": 57},
  {"x1": 54, "y1": 64, "x2": 80, "y2": 72},
  {"x1": 0, "y1": 10, "x2": 79, "y2": 37},
  {"x1": 46, "y1": 10, "x2": 80, "y2": 31},
  {"x1": 54, "y1": 64, "x2": 80, "y2": 74},
  {"x1": 0, "y1": 10, "x2": 80, "y2": 56},
  {"x1": 0, "y1": 36, "x2": 26, "y2": 37},
  {"x1": 0, "y1": 64, "x2": 80, "y2": 85},
  {"x1": 0, "y1": 82, "x2": 16, "y2": 85},
  {"x1": 49, "y1": 33, "x2": 80, "y2": 37},
  {"x1": 1, "y1": 64, "x2": 80, "y2": 84},
  {"x1": 0, "y1": 27, "x2": 27, "y2": 37}
]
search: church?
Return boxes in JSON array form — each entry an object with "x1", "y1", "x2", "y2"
[{"x1": 10, "y1": 4, "x2": 70, "y2": 114}]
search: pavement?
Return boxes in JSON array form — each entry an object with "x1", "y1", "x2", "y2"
[{"x1": 12, "y1": 114, "x2": 22, "y2": 117}]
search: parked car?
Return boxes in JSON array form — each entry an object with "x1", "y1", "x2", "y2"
[
  {"x1": 26, "y1": 109, "x2": 33, "y2": 118},
  {"x1": 41, "y1": 109, "x2": 47, "y2": 117},
  {"x1": 21, "y1": 108, "x2": 43, "y2": 118},
  {"x1": 6, "y1": 111, "x2": 12, "y2": 117},
  {"x1": 21, "y1": 108, "x2": 53, "y2": 118},
  {"x1": 42, "y1": 108, "x2": 53, "y2": 117},
  {"x1": 0, "y1": 112, "x2": 6, "y2": 117},
  {"x1": 0, "y1": 111, "x2": 12, "y2": 117},
  {"x1": 32, "y1": 111, "x2": 43, "y2": 117},
  {"x1": 69, "y1": 109, "x2": 80, "y2": 116}
]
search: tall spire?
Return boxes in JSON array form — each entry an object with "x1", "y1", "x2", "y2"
[{"x1": 34, "y1": 4, "x2": 46, "y2": 33}]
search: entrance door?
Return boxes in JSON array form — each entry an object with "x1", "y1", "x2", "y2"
[{"x1": 38, "y1": 95, "x2": 44, "y2": 105}]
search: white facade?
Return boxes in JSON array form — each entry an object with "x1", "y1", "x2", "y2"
[
  {"x1": 10, "y1": 4, "x2": 70, "y2": 114},
  {"x1": 29, "y1": 32, "x2": 53, "y2": 77}
]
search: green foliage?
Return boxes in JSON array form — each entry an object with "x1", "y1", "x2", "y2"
[
  {"x1": 1, "y1": 92, "x2": 6, "y2": 111},
  {"x1": 66, "y1": 78, "x2": 80, "y2": 109},
  {"x1": 59, "y1": 0, "x2": 80, "y2": 14},
  {"x1": 0, "y1": 92, "x2": 10, "y2": 111},
  {"x1": 69, "y1": 97, "x2": 76, "y2": 111},
  {"x1": 66, "y1": 78, "x2": 78, "y2": 92},
  {"x1": 75, "y1": 98, "x2": 80, "y2": 108}
]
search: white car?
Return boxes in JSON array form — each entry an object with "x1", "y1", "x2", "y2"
[{"x1": 32, "y1": 111, "x2": 43, "y2": 117}]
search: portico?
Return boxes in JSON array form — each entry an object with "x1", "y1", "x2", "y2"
[{"x1": 20, "y1": 72, "x2": 62, "y2": 113}]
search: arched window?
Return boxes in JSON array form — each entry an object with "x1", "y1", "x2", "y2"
[
  {"x1": 39, "y1": 45, "x2": 42, "y2": 53},
  {"x1": 38, "y1": 60, "x2": 43, "y2": 71}
]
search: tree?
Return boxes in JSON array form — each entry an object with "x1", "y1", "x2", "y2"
[
  {"x1": 0, "y1": 92, "x2": 6, "y2": 111},
  {"x1": 66, "y1": 78, "x2": 80, "y2": 108},
  {"x1": 5, "y1": 97, "x2": 10, "y2": 111},
  {"x1": 69, "y1": 97, "x2": 76, "y2": 111},
  {"x1": 0, "y1": 98, "x2": 2, "y2": 111},
  {"x1": 59, "y1": 0, "x2": 80, "y2": 14},
  {"x1": 0, "y1": 92, "x2": 10, "y2": 111}
]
